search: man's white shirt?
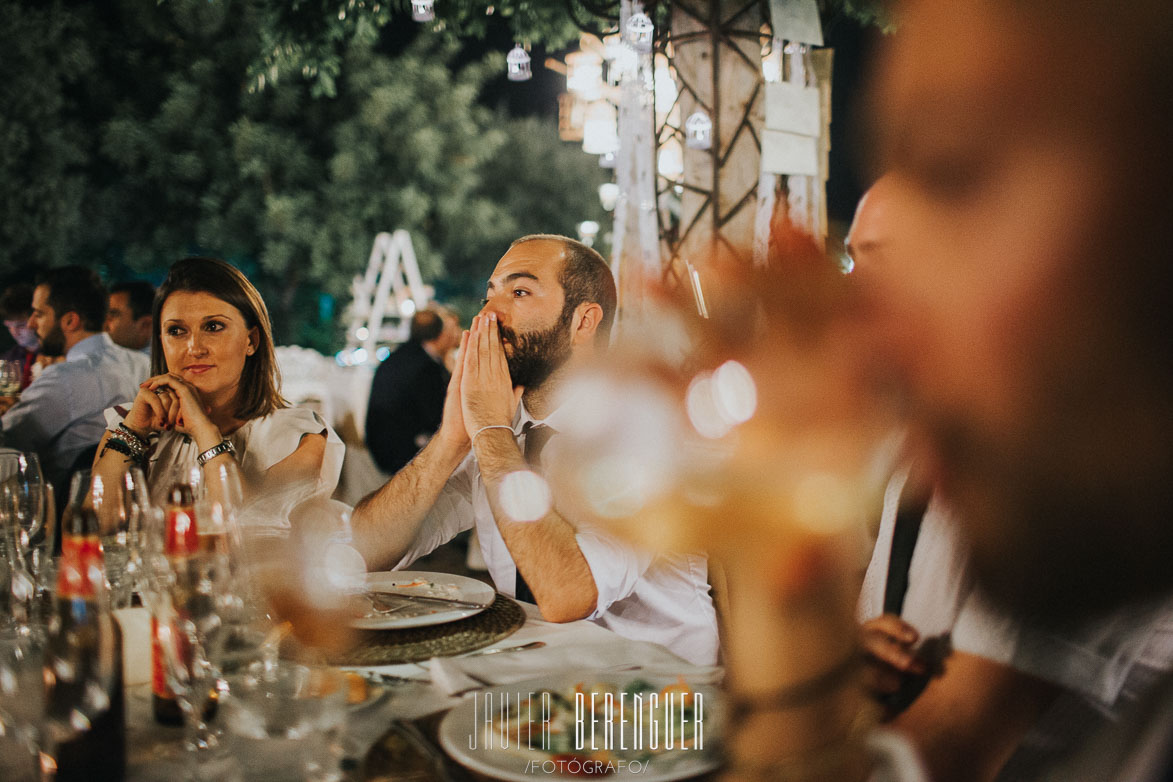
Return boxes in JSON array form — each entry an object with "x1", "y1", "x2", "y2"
[{"x1": 394, "y1": 403, "x2": 720, "y2": 665}]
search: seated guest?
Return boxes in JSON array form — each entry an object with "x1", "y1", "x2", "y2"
[
  {"x1": 352, "y1": 235, "x2": 718, "y2": 665},
  {"x1": 105, "y1": 279, "x2": 156, "y2": 353},
  {"x1": 851, "y1": 179, "x2": 1173, "y2": 782},
  {"x1": 0, "y1": 283, "x2": 38, "y2": 410},
  {"x1": 365, "y1": 307, "x2": 460, "y2": 476},
  {"x1": 1, "y1": 268, "x2": 148, "y2": 489},
  {"x1": 97, "y1": 257, "x2": 344, "y2": 527}
]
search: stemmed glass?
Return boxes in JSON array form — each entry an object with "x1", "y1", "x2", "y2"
[
  {"x1": 0, "y1": 360, "x2": 21, "y2": 398},
  {"x1": 145, "y1": 544, "x2": 236, "y2": 780},
  {"x1": 75, "y1": 467, "x2": 150, "y2": 608},
  {"x1": 0, "y1": 454, "x2": 48, "y2": 586}
]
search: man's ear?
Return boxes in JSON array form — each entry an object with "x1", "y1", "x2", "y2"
[
  {"x1": 59, "y1": 311, "x2": 82, "y2": 335},
  {"x1": 571, "y1": 302, "x2": 603, "y2": 346}
]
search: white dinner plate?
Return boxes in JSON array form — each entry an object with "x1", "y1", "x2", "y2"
[
  {"x1": 437, "y1": 672, "x2": 721, "y2": 782},
  {"x1": 350, "y1": 570, "x2": 496, "y2": 630}
]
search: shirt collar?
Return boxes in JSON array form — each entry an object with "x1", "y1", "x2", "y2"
[
  {"x1": 513, "y1": 398, "x2": 571, "y2": 434},
  {"x1": 65, "y1": 333, "x2": 108, "y2": 362}
]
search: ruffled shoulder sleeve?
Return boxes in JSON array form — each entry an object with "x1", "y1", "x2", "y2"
[{"x1": 240, "y1": 407, "x2": 345, "y2": 498}]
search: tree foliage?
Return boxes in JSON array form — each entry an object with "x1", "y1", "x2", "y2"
[{"x1": 1, "y1": 0, "x2": 608, "y2": 351}]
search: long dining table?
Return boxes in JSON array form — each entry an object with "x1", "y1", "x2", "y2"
[{"x1": 123, "y1": 601, "x2": 721, "y2": 781}]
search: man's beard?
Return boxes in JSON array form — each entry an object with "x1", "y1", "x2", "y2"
[
  {"x1": 499, "y1": 306, "x2": 574, "y2": 390},
  {"x1": 39, "y1": 321, "x2": 66, "y2": 357}
]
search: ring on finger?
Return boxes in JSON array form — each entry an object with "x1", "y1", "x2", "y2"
[{"x1": 154, "y1": 388, "x2": 168, "y2": 396}]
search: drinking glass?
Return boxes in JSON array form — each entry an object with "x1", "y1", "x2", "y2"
[
  {"x1": 70, "y1": 467, "x2": 150, "y2": 609},
  {"x1": 221, "y1": 660, "x2": 347, "y2": 782},
  {"x1": 0, "y1": 454, "x2": 47, "y2": 571},
  {"x1": 145, "y1": 546, "x2": 236, "y2": 780},
  {"x1": 0, "y1": 628, "x2": 43, "y2": 782},
  {"x1": 1, "y1": 483, "x2": 40, "y2": 634},
  {"x1": 0, "y1": 360, "x2": 21, "y2": 398}
]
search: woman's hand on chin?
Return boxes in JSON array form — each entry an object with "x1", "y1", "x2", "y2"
[
  {"x1": 143, "y1": 373, "x2": 221, "y2": 448},
  {"x1": 125, "y1": 374, "x2": 183, "y2": 436}
]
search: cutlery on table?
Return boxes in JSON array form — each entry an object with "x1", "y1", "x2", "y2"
[
  {"x1": 461, "y1": 641, "x2": 546, "y2": 658},
  {"x1": 367, "y1": 591, "x2": 487, "y2": 611}
]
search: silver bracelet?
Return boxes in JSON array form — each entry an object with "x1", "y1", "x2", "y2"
[
  {"x1": 196, "y1": 439, "x2": 236, "y2": 467},
  {"x1": 472, "y1": 424, "x2": 514, "y2": 445}
]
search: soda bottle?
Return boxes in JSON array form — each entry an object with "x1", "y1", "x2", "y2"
[
  {"x1": 46, "y1": 494, "x2": 126, "y2": 781},
  {"x1": 152, "y1": 482, "x2": 198, "y2": 725}
]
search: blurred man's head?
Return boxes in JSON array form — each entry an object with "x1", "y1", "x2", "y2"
[
  {"x1": 30, "y1": 267, "x2": 107, "y2": 357},
  {"x1": 863, "y1": 0, "x2": 1173, "y2": 618},
  {"x1": 106, "y1": 280, "x2": 156, "y2": 351},
  {"x1": 479, "y1": 235, "x2": 615, "y2": 390},
  {"x1": 1, "y1": 284, "x2": 38, "y2": 352}
]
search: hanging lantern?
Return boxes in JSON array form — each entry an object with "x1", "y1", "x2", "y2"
[
  {"x1": 626, "y1": 13, "x2": 654, "y2": 54},
  {"x1": 582, "y1": 101, "x2": 619, "y2": 156},
  {"x1": 598, "y1": 151, "x2": 618, "y2": 169},
  {"x1": 411, "y1": 0, "x2": 434, "y2": 22},
  {"x1": 684, "y1": 111, "x2": 713, "y2": 150},
  {"x1": 506, "y1": 45, "x2": 532, "y2": 82},
  {"x1": 566, "y1": 51, "x2": 604, "y2": 101}
]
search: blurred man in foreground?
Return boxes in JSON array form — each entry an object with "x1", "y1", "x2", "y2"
[
  {"x1": 850, "y1": 0, "x2": 1173, "y2": 778},
  {"x1": 352, "y1": 235, "x2": 718, "y2": 664},
  {"x1": 851, "y1": 179, "x2": 1173, "y2": 782}
]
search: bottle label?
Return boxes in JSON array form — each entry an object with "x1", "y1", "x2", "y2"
[
  {"x1": 150, "y1": 614, "x2": 174, "y2": 699},
  {"x1": 165, "y1": 508, "x2": 199, "y2": 554},
  {"x1": 57, "y1": 534, "x2": 104, "y2": 599}
]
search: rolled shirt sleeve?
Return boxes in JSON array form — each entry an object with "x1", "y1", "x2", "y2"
[{"x1": 574, "y1": 524, "x2": 657, "y2": 618}]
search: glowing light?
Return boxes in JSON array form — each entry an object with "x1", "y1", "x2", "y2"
[
  {"x1": 355, "y1": 327, "x2": 369, "y2": 341},
  {"x1": 323, "y1": 542, "x2": 366, "y2": 593},
  {"x1": 598, "y1": 182, "x2": 620, "y2": 211},
  {"x1": 499, "y1": 471, "x2": 552, "y2": 522},
  {"x1": 653, "y1": 60, "x2": 678, "y2": 116},
  {"x1": 657, "y1": 139, "x2": 683, "y2": 180},
  {"x1": 352, "y1": 348, "x2": 368, "y2": 364},
  {"x1": 712, "y1": 360, "x2": 757, "y2": 424},
  {"x1": 566, "y1": 51, "x2": 604, "y2": 101},
  {"x1": 686, "y1": 373, "x2": 732, "y2": 439},
  {"x1": 375, "y1": 346, "x2": 391, "y2": 361},
  {"x1": 582, "y1": 101, "x2": 619, "y2": 156},
  {"x1": 400, "y1": 299, "x2": 417, "y2": 316}
]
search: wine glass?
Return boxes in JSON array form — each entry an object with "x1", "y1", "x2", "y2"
[
  {"x1": 0, "y1": 360, "x2": 21, "y2": 398},
  {"x1": 0, "y1": 628, "x2": 44, "y2": 782},
  {"x1": 146, "y1": 546, "x2": 236, "y2": 780},
  {"x1": 0, "y1": 454, "x2": 46, "y2": 572},
  {"x1": 0, "y1": 484, "x2": 39, "y2": 635},
  {"x1": 72, "y1": 467, "x2": 150, "y2": 609}
]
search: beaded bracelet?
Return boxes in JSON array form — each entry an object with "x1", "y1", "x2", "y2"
[
  {"x1": 101, "y1": 434, "x2": 148, "y2": 466},
  {"x1": 116, "y1": 422, "x2": 150, "y2": 450}
]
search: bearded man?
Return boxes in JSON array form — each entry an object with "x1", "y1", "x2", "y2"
[{"x1": 352, "y1": 235, "x2": 719, "y2": 665}]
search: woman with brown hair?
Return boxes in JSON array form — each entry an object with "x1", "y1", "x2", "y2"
[{"x1": 95, "y1": 257, "x2": 343, "y2": 525}]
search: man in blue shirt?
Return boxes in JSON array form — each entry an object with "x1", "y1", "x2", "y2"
[{"x1": 1, "y1": 267, "x2": 148, "y2": 488}]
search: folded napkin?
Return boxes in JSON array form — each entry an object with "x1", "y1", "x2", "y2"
[{"x1": 429, "y1": 640, "x2": 723, "y2": 697}]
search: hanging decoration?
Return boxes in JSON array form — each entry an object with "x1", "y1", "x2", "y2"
[
  {"x1": 626, "y1": 13, "x2": 654, "y2": 54},
  {"x1": 684, "y1": 111, "x2": 713, "y2": 150},
  {"x1": 506, "y1": 45, "x2": 532, "y2": 81},
  {"x1": 566, "y1": 51, "x2": 604, "y2": 101},
  {"x1": 411, "y1": 0, "x2": 435, "y2": 22}
]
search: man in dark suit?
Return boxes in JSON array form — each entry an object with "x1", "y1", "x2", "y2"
[{"x1": 365, "y1": 307, "x2": 459, "y2": 475}]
